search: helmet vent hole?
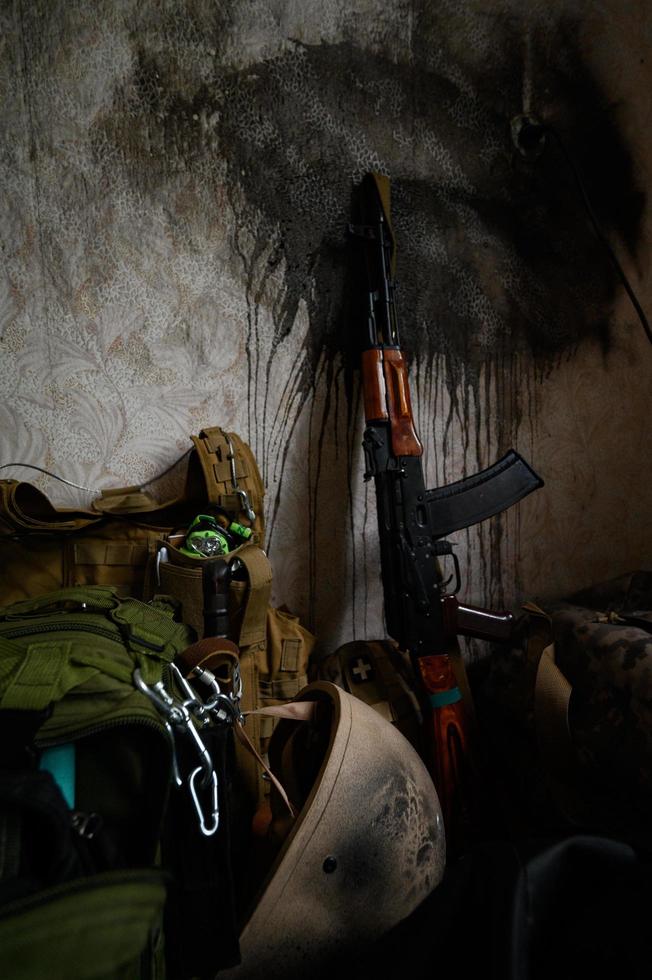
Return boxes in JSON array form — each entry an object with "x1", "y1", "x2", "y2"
[{"x1": 322, "y1": 856, "x2": 337, "y2": 874}]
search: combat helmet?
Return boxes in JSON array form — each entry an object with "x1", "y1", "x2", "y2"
[{"x1": 224, "y1": 680, "x2": 446, "y2": 978}]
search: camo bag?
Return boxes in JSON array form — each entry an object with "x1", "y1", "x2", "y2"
[{"x1": 476, "y1": 571, "x2": 652, "y2": 844}]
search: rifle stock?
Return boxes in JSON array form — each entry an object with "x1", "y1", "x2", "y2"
[{"x1": 350, "y1": 172, "x2": 543, "y2": 853}]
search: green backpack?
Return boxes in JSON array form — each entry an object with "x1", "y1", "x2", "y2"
[{"x1": 0, "y1": 586, "x2": 241, "y2": 979}]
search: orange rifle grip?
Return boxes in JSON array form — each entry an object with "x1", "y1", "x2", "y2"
[{"x1": 417, "y1": 653, "x2": 484, "y2": 856}]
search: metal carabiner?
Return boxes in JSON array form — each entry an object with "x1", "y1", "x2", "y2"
[
  {"x1": 180, "y1": 710, "x2": 215, "y2": 785},
  {"x1": 134, "y1": 670, "x2": 184, "y2": 725},
  {"x1": 155, "y1": 546, "x2": 169, "y2": 586},
  {"x1": 133, "y1": 670, "x2": 184, "y2": 787},
  {"x1": 164, "y1": 719, "x2": 183, "y2": 787},
  {"x1": 190, "y1": 666, "x2": 241, "y2": 724},
  {"x1": 167, "y1": 662, "x2": 210, "y2": 727},
  {"x1": 209, "y1": 692, "x2": 241, "y2": 724},
  {"x1": 235, "y1": 489, "x2": 256, "y2": 523},
  {"x1": 189, "y1": 666, "x2": 222, "y2": 708},
  {"x1": 189, "y1": 766, "x2": 219, "y2": 836},
  {"x1": 135, "y1": 668, "x2": 212, "y2": 780},
  {"x1": 231, "y1": 661, "x2": 243, "y2": 703},
  {"x1": 222, "y1": 428, "x2": 256, "y2": 523}
]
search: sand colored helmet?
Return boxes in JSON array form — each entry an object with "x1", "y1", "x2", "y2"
[{"x1": 225, "y1": 681, "x2": 445, "y2": 978}]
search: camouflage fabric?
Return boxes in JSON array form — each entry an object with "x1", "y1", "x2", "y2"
[
  {"x1": 474, "y1": 570, "x2": 652, "y2": 843},
  {"x1": 548, "y1": 571, "x2": 652, "y2": 837}
]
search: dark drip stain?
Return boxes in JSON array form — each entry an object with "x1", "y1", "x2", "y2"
[{"x1": 90, "y1": 4, "x2": 645, "y2": 624}]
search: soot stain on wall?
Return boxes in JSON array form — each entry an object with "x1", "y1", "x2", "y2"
[
  {"x1": 94, "y1": 14, "x2": 644, "y2": 394},
  {"x1": 91, "y1": 6, "x2": 645, "y2": 617}
]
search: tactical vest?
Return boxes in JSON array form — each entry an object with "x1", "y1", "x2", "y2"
[
  {"x1": 0, "y1": 426, "x2": 315, "y2": 811},
  {"x1": 0, "y1": 427, "x2": 264, "y2": 602}
]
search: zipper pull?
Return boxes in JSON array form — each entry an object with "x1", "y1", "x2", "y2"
[{"x1": 71, "y1": 811, "x2": 103, "y2": 839}]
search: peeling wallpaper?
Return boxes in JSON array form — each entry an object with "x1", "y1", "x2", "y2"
[{"x1": 1, "y1": 0, "x2": 650, "y2": 653}]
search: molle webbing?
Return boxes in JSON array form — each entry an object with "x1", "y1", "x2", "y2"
[
  {"x1": 188, "y1": 428, "x2": 265, "y2": 542},
  {"x1": 157, "y1": 544, "x2": 272, "y2": 648},
  {"x1": 0, "y1": 426, "x2": 265, "y2": 604},
  {"x1": 314, "y1": 639, "x2": 421, "y2": 752}
]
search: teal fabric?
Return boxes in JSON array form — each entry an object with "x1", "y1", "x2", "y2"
[
  {"x1": 429, "y1": 686, "x2": 462, "y2": 708},
  {"x1": 39, "y1": 745, "x2": 76, "y2": 808}
]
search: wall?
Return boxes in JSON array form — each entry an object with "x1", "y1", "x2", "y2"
[{"x1": 1, "y1": 0, "x2": 650, "y2": 654}]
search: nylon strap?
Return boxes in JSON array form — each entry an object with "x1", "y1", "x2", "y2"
[
  {"x1": 0, "y1": 641, "x2": 70, "y2": 711},
  {"x1": 0, "y1": 586, "x2": 120, "y2": 618},
  {"x1": 0, "y1": 480, "x2": 99, "y2": 533},
  {"x1": 73, "y1": 540, "x2": 150, "y2": 566},
  {"x1": 236, "y1": 701, "x2": 318, "y2": 817},
  {"x1": 0, "y1": 638, "x2": 164, "y2": 710},
  {"x1": 236, "y1": 547, "x2": 272, "y2": 647}
]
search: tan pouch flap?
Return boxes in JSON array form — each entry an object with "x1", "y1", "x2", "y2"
[
  {"x1": 236, "y1": 546, "x2": 272, "y2": 647},
  {"x1": 186, "y1": 428, "x2": 265, "y2": 541},
  {"x1": 92, "y1": 487, "x2": 162, "y2": 514}
]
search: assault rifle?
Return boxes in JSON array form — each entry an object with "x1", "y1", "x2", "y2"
[{"x1": 348, "y1": 173, "x2": 543, "y2": 850}]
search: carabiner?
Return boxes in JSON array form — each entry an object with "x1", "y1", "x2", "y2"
[
  {"x1": 222, "y1": 428, "x2": 256, "y2": 523},
  {"x1": 168, "y1": 662, "x2": 210, "y2": 726},
  {"x1": 189, "y1": 766, "x2": 219, "y2": 837},
  {"x1": 134, "y1": 669, "x2": 184, "y2": 726},
  {"x1": 191, "y1": 666, "x2": 241, "y2": 724}
]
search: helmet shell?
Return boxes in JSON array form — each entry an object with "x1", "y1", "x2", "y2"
[{"x1": 227, "y1": 681, "x2": 445, "y2": 977}]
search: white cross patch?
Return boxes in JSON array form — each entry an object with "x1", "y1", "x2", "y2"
[{"x1": 351, "y1": 657, "x2": 373, "y2": 683}]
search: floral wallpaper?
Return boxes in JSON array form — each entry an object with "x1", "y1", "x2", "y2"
[{"x1": 1, "y1": 0, "x2": 650, "y2": 654}]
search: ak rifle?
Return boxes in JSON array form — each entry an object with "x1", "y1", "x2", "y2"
[{"x1": 349, "y1": 173, "x2": 543, "y2": 849}]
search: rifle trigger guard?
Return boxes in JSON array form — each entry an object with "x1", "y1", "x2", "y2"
[{"x1": 433, "y1": 540, "x2": 462, "y2": 595}]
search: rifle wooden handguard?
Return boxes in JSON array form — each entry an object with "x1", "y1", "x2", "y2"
[{"x1": 361, "y1": 348, "x2": 422, "y2": 457}]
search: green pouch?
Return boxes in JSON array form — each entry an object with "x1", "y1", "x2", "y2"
[
  {"x1": 0, "y1": 872, "x2": 167, "y2": 980},
  {"x1": 0, "y1": 586, "x2": 197, "y2": 978}
]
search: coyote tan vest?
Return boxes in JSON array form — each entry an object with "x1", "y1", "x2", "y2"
[
  {"x1": 0, "y1": 426, "x2": 314, "y2": 811},
  {"x1": 0, "y1": 427, "x2": 264, "y2": 603}
]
